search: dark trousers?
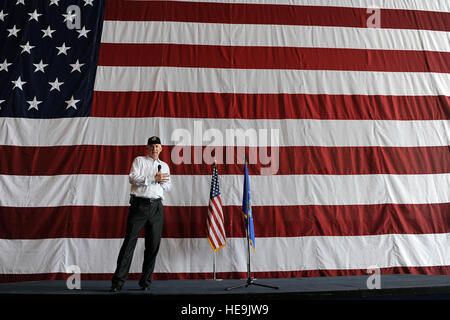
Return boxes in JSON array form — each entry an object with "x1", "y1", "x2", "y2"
[{"x1": 112, "y1": 196, "x2": 164, "y2": 287}]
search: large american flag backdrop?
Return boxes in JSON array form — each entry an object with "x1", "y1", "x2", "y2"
[{"x1": 0, "y1": 0, "x2": 449, "y2": 282}]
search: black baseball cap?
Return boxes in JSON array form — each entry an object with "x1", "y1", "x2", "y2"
[{"x1": 147, "y1": 136, "x2": 161, "y2": 145}]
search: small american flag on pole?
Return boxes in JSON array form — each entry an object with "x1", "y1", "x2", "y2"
[{"x1": 207, "y1": 163, "x2": 226, "y2": 252}]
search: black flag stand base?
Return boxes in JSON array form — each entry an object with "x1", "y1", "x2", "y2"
[
  {"x1": 225, "y1": 229, "x2": 279, "y2": 291},
  {"x1": 225, "y1": 276, "x2": 279, "y2": 291}
]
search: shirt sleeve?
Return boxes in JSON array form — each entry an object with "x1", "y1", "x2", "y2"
[
  {"x1": 160, "y1": 162, "x2": 172, "y2": 192},
  {"x1": 129, "y1": 157, "x2": 149, "y2": 186}
]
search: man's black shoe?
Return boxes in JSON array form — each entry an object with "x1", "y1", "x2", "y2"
[
  {"x1": 139, "y1": 281, "x2": 151, "y2": 291},
  {"x1": 110, "y1": 285, "x2": 122, "y2": 292}
]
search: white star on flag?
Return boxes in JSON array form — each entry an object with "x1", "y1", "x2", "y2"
[
  {"x1": 0, "y1": 100, "x2": 4, "y2": 110},
  {"x1": 7, "y1": 25, "x2": 20, "y2": 37},
  {"x1": 49, "y1": 78, "x2": 64, "y2": 91},
  {"x1": 16, "y1": 0, "x2": 25, "y2": 5},
  {"x1": 56, "y1": 43, "x2": 71, "y2": 55},
  {"x1": 0, "y1": 10, "x2": 8, "y2": 21},
  {"x1": 70, "y1": 60, "x2": 84, "y2": 73},
  {"x1": 27, "y1": 97, "x2": 42, "y2": 111},
  {"x1": 0, "y1": 59, "x2": 12, "y2": 72},
  {"x1": 84, "y1": 0, "x2": 94, "y2": 6},
  {"x1": 20, "y1": 41, "x2": 35, "y2": 54},
  {"x1": 65, "y1": 96, "x2": 80, "y2": 109},
  {"x1": 49, "y1": 0, "x2": 60, "y2": 6},
  {"x1": 28, "y1": 9, "x2": 42, "y2": 22},
  {"x1": 12, "y1": 77, "x2": 26, "y2": 90},
  {"x1": 77, "y1": 26, "x2": 90, "y2": 38},
  {"x1": 33, "y1": 60, "x2": 48, "y2": 73},
  {"x1": 62, "y1": 12, "x2": 76, "y2": 23},
  {"x1": 42, "y1": 26, "x2": 55, "y2": 38}
]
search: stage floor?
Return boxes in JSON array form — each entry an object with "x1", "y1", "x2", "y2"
[{"x1": 1, "y1": 274, "x2": 450, "y2": 300}]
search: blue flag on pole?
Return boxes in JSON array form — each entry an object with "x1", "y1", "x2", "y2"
[{"x1": 242, "y1": 161, "x2": 255, "y2": 251}]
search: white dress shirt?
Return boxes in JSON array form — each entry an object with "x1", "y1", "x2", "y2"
[{"x1": 129, "y1": 156, "x2": 172, "y2": 200}]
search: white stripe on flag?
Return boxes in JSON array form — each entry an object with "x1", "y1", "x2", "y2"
[
  {"x1": 213, "y1": 197, "x2": 225, "y2": 229},
  {"x1": 211, "y1": 198, "x2": 225, "y2": 242},
  {"x1": 1, "y1": 174, "x2": 449, "y2": 207},
  {"x1": 1, "y1": 234, "x2": 449, "y2": 274},
  {"x1": 101, "y1": 21, "x2": 450, "y2": 52},
  {"x1": 94, "y1": 67, "x2": 450, "y2": 95},
  {"x1": 208, "y1": 199, "x2": 225, "y2": 246},
  {"x1": 2, "y1": 117, "x2": 448, "y2": 147},
  {"x1": 207, "y1": 221, "x2": 220, "y2": 249},
  {"x1": 208, "y1": 210, "x2": 220, "y2": 248}
]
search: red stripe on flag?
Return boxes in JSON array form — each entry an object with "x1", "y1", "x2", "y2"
[
  {"x1": 1, "y1": 264, "x2": 450, "y2": 283},
  {"x1": 104, "y1": 1, "x2": 450, "y2": 31},
  {"x1": 2, "y1": 265, "x2": 450, "y2": 283},
  {"x1": 207, "y1": 215, "x2": 221, "y2": 249},
  {"x1": 91, "y1": 91, "x2": 450, "y2": 120},
  {"x1": 210, "y1": 197, "x2": 226, "y2": 240},
  {"x1": 98, "y1": 44, "x2": 450, "y2": 73},
  {"x1": 207, "y1": 202, "x2": 224, "y2": 246},
  {"x1": 1, "y1": 203, "x2": 449, "y2": 239},
  {"x1": 2, "y1": 145, "x2": 448, "y2": 175}
]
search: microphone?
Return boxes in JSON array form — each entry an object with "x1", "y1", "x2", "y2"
[{"x1": 156, "y1": 165, "x2": 162, "y2": 184}]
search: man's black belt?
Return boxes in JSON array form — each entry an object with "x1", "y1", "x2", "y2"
[{"x1": 130, "y1": 195, "x2": 162, "y2": 204}]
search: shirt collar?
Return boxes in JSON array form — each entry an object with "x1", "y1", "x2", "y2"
[{"x1": 147, "y1": 156, "x2": 161, "y2": 164}]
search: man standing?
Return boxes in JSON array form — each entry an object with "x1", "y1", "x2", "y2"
[{"x1": 111, "y1": 136, "x2": 171, "y2": 292}]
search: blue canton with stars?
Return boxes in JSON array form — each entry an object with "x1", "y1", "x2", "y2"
[
  {"x1": 0, "y1": 0, "x2": 104, "y2": 118},
  {"x1": 210, "y1": 164, "x2": 221, "y2": 199}
]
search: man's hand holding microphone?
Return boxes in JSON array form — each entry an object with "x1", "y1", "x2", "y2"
[{"x1": 155, "y1": 164, "x2": 170, "y2": 183}]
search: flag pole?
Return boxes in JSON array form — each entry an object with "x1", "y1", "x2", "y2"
[
  {"x1": 213, "y1": 250, "x2": 216, "y2": 280},
  {"x1": 225, "y1": 160, "x2": 279, "y2": 291},
  {"x1": 246, "y1": 215, "x2": 251, "y2": 280},
  {"x1": 209, "y1": 158, "x2": 223, "y2": 281},
  {"x1": 213, "y1": 158, "x2": 217, "y2": 281}
]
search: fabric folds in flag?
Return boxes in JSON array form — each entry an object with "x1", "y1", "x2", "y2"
[
  {"x1": 242, "y1": 162, "x2": 255, "y2": 251},
  {"x1": 0, "y1": 0, "x2": 449, "y2": 281},
  {"x1": 207, "y1": 163, "x2": 226, "y2": 252}
]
